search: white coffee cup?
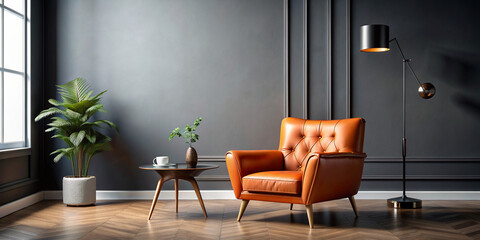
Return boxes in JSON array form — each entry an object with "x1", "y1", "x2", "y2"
[{"x1": 153, "y1": 156, "x2": 169, "y2": 166}]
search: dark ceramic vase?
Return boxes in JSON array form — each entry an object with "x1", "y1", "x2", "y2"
[{"x1": 186, "y1": 146, "x2": 198, "y2": 168}]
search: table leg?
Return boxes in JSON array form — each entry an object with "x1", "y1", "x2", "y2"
[
  {"x1": 175, "y1": 179, "x2": 179, "y2": 213},
  {"x1": 148, "y1": 178, "x2": 166, "y2": 220},
  {"x1": 188, "y1": 178, "x2": 207, "y2": 218}
]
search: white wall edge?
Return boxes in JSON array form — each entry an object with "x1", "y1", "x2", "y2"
[
  {"x1": 43, "y1": 190, "x2": 237, "y2": 200},
  {"x1": 0, "y1": 192, "x2": 44, "y2": 218},
  {"x1": 43, "y1": 190, "x2": 480, "y2": 201},
  {"x1": 356, "y1": 191, "x2": 480, "y2": 200}
]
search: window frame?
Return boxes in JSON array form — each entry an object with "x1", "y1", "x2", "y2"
[{"x1": 0, "y1": 0, "x2": 30, "y2": 150}]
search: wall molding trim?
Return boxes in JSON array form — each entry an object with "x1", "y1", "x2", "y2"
[
  {"x1": 196, "y1": 155, "x2": 480, "y2": 181},
  {"x1": 345, "y1": 0, "x2": 351, "y2": 118},
  {"x1": 2, "y1": 190, "x2": 478, "y2": 218},
  {"x1": 303, "y1": 0, "x2": 308, "y2": 119},
  {"x1": 365, "y1": 157, "x2": 480, "y2": 163},
  {"x1": 195, "y1": 175, "x2": 480, "y2": 181},
  {"x1": 284, "y1": 0, "x2": 290, "y2": 117},
  {"x1": 199, "y1": 155, "x2": 480, "y2": 163},
  {"x1": 327, "y1": 0, "x2": 332, "y2": 120},
  {"x1": 196, "y1": 175, "x2": 230, "y2": 181},
  {"x1": 362, "y1": 175, "x2": 480, "y2": 180},
  {"x1": 198, "y1": 155, "x2": 225, "y2": 162},
  {"x1": 196, "y1": 175, "x2": 480, "y2": 181}
]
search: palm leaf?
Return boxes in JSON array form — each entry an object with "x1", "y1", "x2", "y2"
[
  {"x1": 84, "y1": 90, "x2": 93, "y2": 100},
  {"x1": 65, "y1": 109, "x2": 82, "y2": 119},
  {"x1": 45, "y1": 127, "x2": 57, "y2": 132},
  {"x1": 91, "y1": 90, "x2": 107, "y2": 101},
  {"x1": 48, "y1": 99, "x2": 62, "y2": 107},
  {"x1": 85, "y1": 132, "x2": 96, "y2": 144},
  {"x1": 48, "y1": 118, "x2": 74, "y2": 128},
  {"x1": 70, "y1": 130, "x2": 86, "y2": 146},
  {"x1": 63, "y1": 99, "x2": 97, "y2": 114},
  {"x1": 53, "y1": 152, "x2": 65, "y2": 163},
  {"x1": 85, "y1": 104, "x2": 104, "y2": 116},
  {"x1": 57, "y1": 78, "x2": 91, "y2": 104},
  {"x1": 51, "y1": 134, "x2": 70, "y2": 142},
  {"x1": 58, "y1": 82, "x2": 78, "y2": 104},
  {"x1": 50, "y1": 147, "x2": 72, "y2": 155},
  {"x1": 81, "y1": 121, "x2": 102, "y2": 128},
  {"x1": 51, "y1": 147, "x2": 74, "y2": 163},
  {"x1": 85, "y1": 130, "x2": 98, "y2": 144},
  {"x1": 97, "y1": 120, "x2": 119, "y2": 132},
  {"x1": 87, "y1": 141, "x2": 111, "y2": 155},
  {"x1": 35, "y1": 107, "x2": 65, "y2": 122}
]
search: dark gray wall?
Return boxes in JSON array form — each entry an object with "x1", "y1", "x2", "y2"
[
  {"x1": 40, "y1": 0, "x2": 480, "y2": 192},
  {"x1": 43, "y1": 0, "x2": 285, "y2": 191},
  {"x1": 349, "y1": 0, "x2": 480, "y2": 190},
  {"x1": 0, "y1": 0, "x2": 44, "y2": 205}
]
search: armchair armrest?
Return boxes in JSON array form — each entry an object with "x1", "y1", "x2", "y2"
[
  {"x1": 301, "y1": 152, "x2": 366, "y2": 205},
  {"x1": 225, "y1": 150, "x2": 284, "y2": 198}
]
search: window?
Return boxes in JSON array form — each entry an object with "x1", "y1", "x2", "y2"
[{"x1": 0, "y1": 0, "x2": 29, "y2": 150}]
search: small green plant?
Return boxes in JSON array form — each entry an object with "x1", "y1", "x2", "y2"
[{"x1": 169, "y1": 117, "x2": 202, "y2": 147}]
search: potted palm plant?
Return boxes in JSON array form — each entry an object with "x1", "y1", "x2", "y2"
[{"x1": 35, "y1": 78, "x2": 118, "y2": 206}]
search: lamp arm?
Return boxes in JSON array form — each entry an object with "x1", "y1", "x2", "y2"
[
  {"x1": 389, "y1": 38, "x2": 425, "y2": 91},
  {"x1": 389, "y1": 38, "x2": 407, "y2": 60}
]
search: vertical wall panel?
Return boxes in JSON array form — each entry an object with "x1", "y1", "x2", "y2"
[
  {"x1": 331, "y1": 0, "x2": 347, "y2": 120},
  {"x1": 307, "y1": 0, "x2": 329, "y2": 120},
  {"x1": 288, "y1": 0, "x2": 305, "y2": 118}
]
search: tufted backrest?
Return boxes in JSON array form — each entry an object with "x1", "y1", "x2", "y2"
[{"x1": 279, "y1": 117, "x2": 365, "y2": 171}]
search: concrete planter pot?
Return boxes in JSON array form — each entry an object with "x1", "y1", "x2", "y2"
[{"x1": 62, "y1": 176, "x2": 96, "y2": 206}]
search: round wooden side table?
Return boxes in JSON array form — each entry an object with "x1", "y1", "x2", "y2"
[{"x1": 139, "y1": 164, "x2": 219, "y2": 220}]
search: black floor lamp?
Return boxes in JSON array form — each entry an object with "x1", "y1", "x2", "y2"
[{"x1": 360, "y1": 24, "x2": 436, "y2": 209}]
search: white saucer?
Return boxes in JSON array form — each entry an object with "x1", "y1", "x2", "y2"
[{"x1": 153, "y1": 163, "x2": 176, "y2": 167}]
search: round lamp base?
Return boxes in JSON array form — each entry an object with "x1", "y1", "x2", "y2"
[{"x1": 387, "y1": 196, "x2": 422, "y2": 209}]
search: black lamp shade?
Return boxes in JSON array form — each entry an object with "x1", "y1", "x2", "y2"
[{"x1": 360, "y1": 24, "x2": 390, "y2": 52}]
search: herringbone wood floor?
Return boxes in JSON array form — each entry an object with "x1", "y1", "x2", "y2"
[{"x1": 0, "y1": 199, "x2": 479, "y2": 239}]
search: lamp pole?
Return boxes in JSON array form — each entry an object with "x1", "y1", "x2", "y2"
[
  {"x1": 387, "y1": 38, "x2": 423, "y2": 208},
  {"x1": 391, "y1": 38, "x2": 410, "y2": 199},
  {"x1": 403, "y1": 58, "x2": 407, "y2": 199}
]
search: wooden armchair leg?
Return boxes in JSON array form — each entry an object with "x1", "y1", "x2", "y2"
[
  {"x1": 348, "y1": 196, "x2": 359, "y2": 217},
  {"x1": 305, "y1": 204, "x2": 314, "y2": 228},
  {"x1": 237, "y1": 200, "x2": 249, "y2": 221}
]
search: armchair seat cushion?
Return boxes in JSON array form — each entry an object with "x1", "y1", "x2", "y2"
[{"x1": 242, "y1": 171, "x2": 302, "y2": 195}]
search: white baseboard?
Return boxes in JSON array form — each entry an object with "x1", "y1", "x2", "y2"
[
  {"x1": 43, "y1": 190, "x2": 236, "y2": 200},
  {"x1": 43, "y1": 190, "x2": 479, "y2": 201},
  {"x1": 2, "y1": 190, "x2": 479, "y2": 218},
  {"x1": 0, "y1": 192, "x2": 44, "y2": 218},
  {"x1": 355, "y1": 191, "x2": 480, "y2": 200}
]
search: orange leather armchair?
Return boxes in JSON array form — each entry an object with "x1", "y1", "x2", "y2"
[{"x1": 226, "y1": 117, "x2": 366, "y2": 228}]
